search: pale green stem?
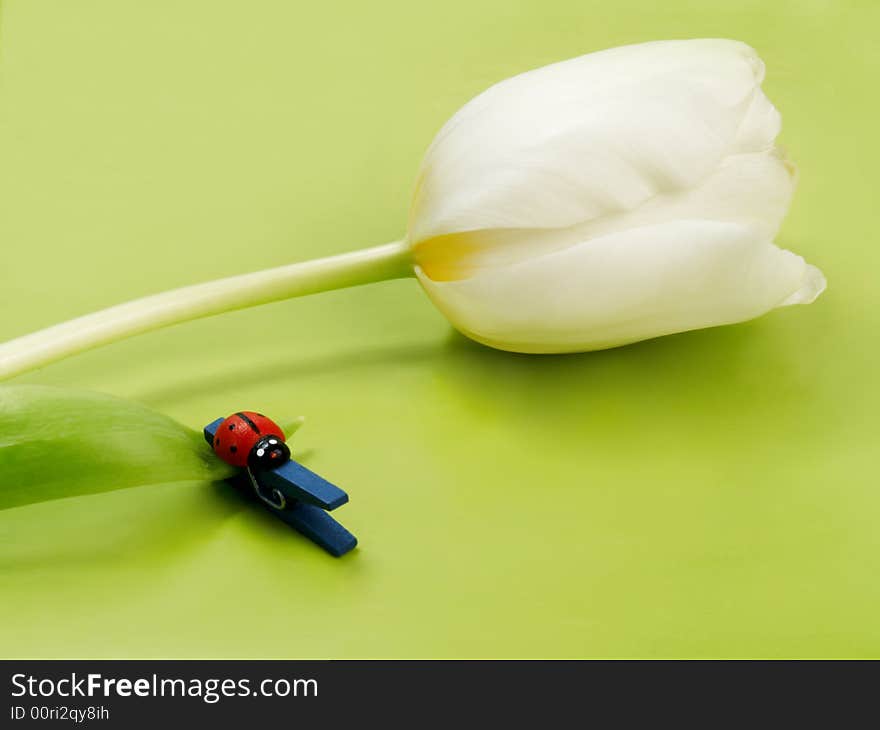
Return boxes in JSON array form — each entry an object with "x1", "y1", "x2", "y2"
[{"x1": 0, "y1": 240, "x2": 413, "y2": 380}]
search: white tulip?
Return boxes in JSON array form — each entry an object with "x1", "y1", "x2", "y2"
[
  {"x1": 409, "y1": 39, "x2": 825, "y2": 352},
  {"x1": 0, "y1": 39, "x2": 824, "y2": 379}
]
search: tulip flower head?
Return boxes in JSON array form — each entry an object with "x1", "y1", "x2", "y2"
[
  {"x1": 0, "y1": 39, "x2": 824, "y2": 379},
  {"x1": 409, "y1": 39, "x2": 824, "y2": 352}
]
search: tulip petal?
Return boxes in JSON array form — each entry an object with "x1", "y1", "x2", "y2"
[
  {"x1": 410, "y1": 39, "x2": 780, "y2": 245},
  {"x1": 415, "y1": 150, "x2": 796, "y2": 282},
  {"x1": 416, "y1": 220, "x2": 824, "y2": 353}
]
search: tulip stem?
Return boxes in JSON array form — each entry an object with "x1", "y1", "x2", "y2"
[{"x1": 0, "y1": 240, "x2": 413, "y2": 380}]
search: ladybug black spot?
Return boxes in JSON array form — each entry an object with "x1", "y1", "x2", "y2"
[{"x1": 230, "y1": 445, "x2": 238, "y2": 453}]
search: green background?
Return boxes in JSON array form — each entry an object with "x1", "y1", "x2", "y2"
[{"x1": 1, "y1": 0, "x2": 877, "y2": 658}]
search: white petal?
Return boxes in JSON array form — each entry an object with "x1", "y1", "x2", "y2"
[
  {"x1": 581, "y1": 150, "x2": 796, "y2": 242},
  {"x1": 780, "y1": 265, "x2": 826, "y2": 306},
  {"x1": 409, "y1": 39, "x2": 779, "y2": 245},
  {"x1": 414, "y1": 150, "x2": 795, "y2": 282},
  {"x1": 416, "y1": 220, "x2": 820, "y2": 353}
]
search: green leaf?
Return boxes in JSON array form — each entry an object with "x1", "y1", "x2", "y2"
[{"x1": 0, "y1": 385, "x2": 234, "y2": 511}]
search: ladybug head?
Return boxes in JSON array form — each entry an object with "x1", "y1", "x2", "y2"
[{"x1": 247, "y1": 434, "x2": 291, "y2": 471}]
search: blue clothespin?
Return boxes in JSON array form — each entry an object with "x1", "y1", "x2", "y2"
[{"x1": 204, "y1": 412, "x2": 357, "y2": 557}]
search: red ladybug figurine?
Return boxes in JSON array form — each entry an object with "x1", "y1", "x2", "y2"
[
  {"x1": 203, "y1": 411, "x2": 357, "y2": 556},
  {"x1": 211, "y1": 411, "x2": 290, "y2": 470}
]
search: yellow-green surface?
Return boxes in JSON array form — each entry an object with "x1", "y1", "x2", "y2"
[{"x1": 0, "y1": 0, "x2": 877, "y2": 658}]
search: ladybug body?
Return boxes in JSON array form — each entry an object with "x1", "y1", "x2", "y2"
[{"x1": 211, "y1": 411, "x2": 288, "y2": 469}]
